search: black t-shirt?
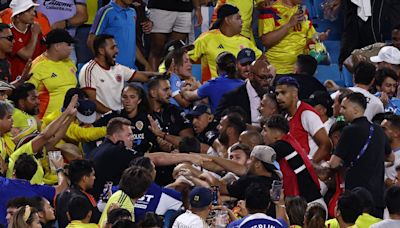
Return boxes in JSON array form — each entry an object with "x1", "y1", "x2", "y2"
[
  {"x1": 56, "y1": 186, "x2": 101, "y2": 227},
  {"x1": 94, "y1": 110, "x2": 157, "y2": 153},
  {"x1": 271, "y1": 140, "x2": 321, "y2": 202},
  {"x1": 0, "y1": 59, "x2": 11, "y2": 82},
  {"x1": 148, "y1": 0, "x2": 193, "y2": 12},
  {"x1": 227, "y1": 175, "x2": 277, "y2": 200},
  {"x1": 196, "y1": 120, "x2": 219, "y2": 146},
  {"x1": 334, "y1": 117, "x2": 391, "y2": 207},
  {"x1": 150, "y1": 104, "x2": 192, "y2": 137},
  {"x1": 89, "y1": 138, "x2": 141, "y2": 200}
]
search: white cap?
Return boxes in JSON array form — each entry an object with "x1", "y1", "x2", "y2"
[
  {"x1": 10, "y1": 0, "x2": 39, "y2": 18},
  {"x1": 370, "y1": 46, "x2": 400, "y2": 65}
]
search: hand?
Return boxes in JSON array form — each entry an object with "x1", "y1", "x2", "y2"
[
  {"x1": 236, "y1": 200, "x2": 248, "y2": 217},
  {"x1": 50, "y1": 155, "x2": 65, "y2": 170},
  {"x1": 194, "y1": 7, "x2": 203, "y2": 27},
  {"x1": 141, "y1": 20, "x2": 153, "y2": 34},
  {"x1": 107, "y1": 203, "x2": 120, "y2": 214},
  {"x1": 20, "y1": 59, "x2": 33, "y2": 82},
  {"x1": 329, "y1": 0, "x2": 341, "y2": 13},
  {"x1": 288, "y1": 12, "x2": 304, "y2": 27},
  {"x1": 380, "y1": 92, "x2": 389, "y2": 106},
  {"x1": 318, "y1": 29, "x2": 330, "y2": 41},
  {"x1": 147, "y1": 115, "x2": 164, "y2": 137},
  {"x1": 272, "y1": 189, "x2": 285, "y2": 206},
  {"x1": 31, "y1": 23, "x2": 42, "y2": 36},
  {"x1": 190, "y1": 154, "x2": 212, "y2": 166},
  {"x1": 178, "y1": 168, "x2": 193, "y2": 179},
  {"x1": 324, "y1": 79, "x2": 339, "y2": 92},
  {"x1": 65, "y1": 95, "x2": 78, "y2": 116}
]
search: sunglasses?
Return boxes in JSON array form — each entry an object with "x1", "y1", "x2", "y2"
[{"x1": 0, "y1": 35, "x2": 14, "y2": 42}]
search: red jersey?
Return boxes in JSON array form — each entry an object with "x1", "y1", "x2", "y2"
[{"x1": 9, "y1": 25, "x2": 46, "y2": 81}]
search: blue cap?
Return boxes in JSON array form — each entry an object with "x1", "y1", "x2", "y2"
[
  {"x1": 237, "y1": 48, "x2": 256, "y2": 65},
  {"x1": 276, "y1": 76, "x2": 300, "y2": 88},
  {"x1": 187, "y1": 104, "x2": 211, "y2": 118},
  {"x1": 76, "y1": 99, "x2": 97, "y2": 124},
  {"x1": 189, "y1": 187, "x2": 213, "y2": 208}
]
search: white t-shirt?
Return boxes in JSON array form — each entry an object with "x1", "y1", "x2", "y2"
[
  {"x1": 385, "y1": 149, "x2": 400, "y2": 181},
  {"x1": 331, "y1": 87, "x2": 384, "y2": 121},
  {"x1": 370, "y1": 219, "x2": 400, "y2": 228},
  {"x1": 172, "y1": 210, "x2": 209, "y2": 228},
  {"x1": 245, "y1": 80, "x2": 261, "y2": 126},
  {"x1": 79, "y1": 60, "x2": 136, "y2": 111}
]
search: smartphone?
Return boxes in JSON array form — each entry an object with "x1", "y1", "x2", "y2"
[
  {"x1": 270, "y1": 180, "x2": 283, "y2": 201},
  {"x1": 212, "y1": 186, "x2": 219, "y2": 205}
]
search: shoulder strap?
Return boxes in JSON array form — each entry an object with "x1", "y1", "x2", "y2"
[{"x1": 350, "y1": 124, "x2": 374, "y2": 167}]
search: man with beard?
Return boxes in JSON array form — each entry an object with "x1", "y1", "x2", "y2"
[
  {"x1": 275, "y1": 76, "x2": 332, "y2": 163},
  {"x1": 216, "y1": 59, "x2": 275, "y2": 126},
  {"x1": 9, "y1": 83, "x2": 40, "y2": 143},
  {"x1": 79, "y1": 34, "x2": 153, "y2": 114},
  {"x1": 374, "y1": 68, "x2": 400, "y2": 115},
  {"x1": 236, "y1": 48, "x2": 256, "y2": 80}
]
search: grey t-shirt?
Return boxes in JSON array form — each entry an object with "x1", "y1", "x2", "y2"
[{"x1": 371, "y1": 219, "x2": 400, "y2": 228}]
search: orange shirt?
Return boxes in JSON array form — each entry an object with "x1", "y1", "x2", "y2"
[{"x1": 0, "y1": 8, "x2": 51, "y2": 35}]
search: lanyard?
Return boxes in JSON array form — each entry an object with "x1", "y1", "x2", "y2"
[{"x1": 350, "y1": 125, "x2": 374, "y2": 168}]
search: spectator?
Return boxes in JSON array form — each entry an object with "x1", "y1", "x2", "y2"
[
  {"x1": 28, "y1": 29, "x2": 77, "y2": 119},
  {"x1": 130, "y1": 157, "x2": 182, "y2": 222},
  {"x1": 0, "y1": 23, "x2": 14, "y2": 82},
  {"x1": 0, "y1": 101, "x2": 16, "y2": 167},
  {"x1": 5, "y1": 197, "x2": 32, "y2": 225},
  {"x1": 93, "y1": 84, "x2": 156, "y2": 153},
  {"x1": 164, "y1": 47, "x2": 194, "y2": 109},
  {"x1": 8, "y1": 0, "x2": 46, "y2": 81},
  {"x1": 182, "y1": 51, "x2": 244, "y2": 113},
  {"x1": 326, "y1": 92, "x2": 393, "y2": 218},
  {"x1": 172, "y1": 187, "x2": 212, "y2": 227},
  {"x1": 216, "y1": 59, "x2": 274, "y2": 125},
  {"x1": 0, "y1": 153, "x2": 67, "y2": 226},
  {"x1": 66, "y1": 195, "x2": 98, "y2": 228},
  {"x1": 211, "y1": 0, "x2": 257, "y2": 40},
  {"x1": 216, "y1": 112, "x2": 246, "y2": 157},
  {"x1": 305, "y1": 90, "x2": 336, "y2": 133},
  {"x1": 352, "y1": 187, "x2": 382, "y2": 227},
  {"x1": 98, "y1": 166, "x2": 152, "y2": 225},
  {"x1": 89, "y1": 0, "x2": 151, "y2": 70},
  {"x1": 112, "y1": 219, "x2": 137, "y2": 228},
  {"x1": 8, "y1": 205, "x2": 41, "y2": 228},
  {"x1": 258, "y1": 1, "x2": 325, "y2": 74},
  {"x1": 189, "y1": 4, "x2": 262, "y2": 82},
  {"x1": 236, "y1": 48, "x2": 256, "y2": 80},
  {"x1": 30, "y1": 196, "x2": 55, "y2": 228},
  {"x1": 331, "y1": 61, "x2": 384, "y2": 121},
  {"x1": 89, "y1": 117, "x2": 141, "y2": 200},
  {"x1": 381, "y1": 114, "x2": 400, "y2": 187},
  {"x1": 139, "y1": 212, "x2": 162, "y2": 228},
  {"x1": 262, "y1": 115, "x2": 323, "y2": 205},
  {"x1": 370, "y1": 46, "x2": 400, "y2": 72},
  {"x1": 285, "y1": 196, "x2": 307, "y2": 228},
  {"x1": 80, "y1": 34, "x2": 152, "y2": 114},
  {"x1": 227, "y1": 184, "x2": 286, "y2": 228},
  {"x1": 105, "y1": 208, "x2": 132, "y2": 228},
  {"x1": 332, "y1": 88, "x2": 352, "y2": 121},
  {"x1": 371, "y1": 186, "x2": 400, "y2": 228},
  {"x1": 0, "y1": 1, "x2": 51, "y2": 36},
  {"x1": 374, "y1": 68, "x2": 400, "y2": 115},
  {"x1": 275, "y1": 76, "x2": 332, "y2": 162},
  {"x1": 304, "y1": 203, "x2": 326, "y2": 228},
  {"x1": 9, "y1": 83, "x2": 40, "y2": 143},
  {"x1": 56, "y1": 159, "x2": 100, "y2": 227},
  {"x1": 258, "y1": 93, "x2": 279, "y2": 121},
  {"x1": 147, "y1": 0, "x2": 201, "y2": 71},
  {"x1": 335, "y1": 191, "x2": 363, "y2": 228},
  {"x1": 286, "y1": 54, "x2": 327, "y2": 100},
  {"x1": 238, "y1": 130, "x2": 263, "y2": 150}
]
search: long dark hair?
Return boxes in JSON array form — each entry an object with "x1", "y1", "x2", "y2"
[
  {"x1": 123, "y1": 83, "x2": 149, "y2": 114},
  {"x1": 216, "y1": 52, "x2": 237, "y2": 78}
]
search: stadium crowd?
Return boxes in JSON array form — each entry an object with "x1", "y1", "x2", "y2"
[{"x1": 0, "y1": 0, "x2": 400, "y2": 227}]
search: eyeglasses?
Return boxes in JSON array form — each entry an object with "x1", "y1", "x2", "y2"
[{"x1": 0, "y1": 35, "x2": 14, "y2": 42}]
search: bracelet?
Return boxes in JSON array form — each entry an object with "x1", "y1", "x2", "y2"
[{"x1": 56, "y1": 168, "x2": 65, "y2": 174}]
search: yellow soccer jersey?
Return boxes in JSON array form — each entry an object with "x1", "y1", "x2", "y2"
[
  {"x1": 99, "y1": 190, "x2": 135, "y2": 227},
  {"x1": 67, "y1": 221, "x2": 99, "y2": 228},
  {"x1": 12, "y1": 108, "x2": 39, "y2": 143},
  {"x1": 6, "y1": 141, "x2": 45, "y2": 184},
  {"x1": 28, "y1": 54, "x2": 77, "y2": 119},
  {"x1": 0, "y1": 133, "x2": 16, "y2": 161},
  {"x1": 258, "y1": 0, "x2": 316, "y2": 74},
  {"x1": 189, "y1": 29, "x2": 262, "y2": 82}
]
